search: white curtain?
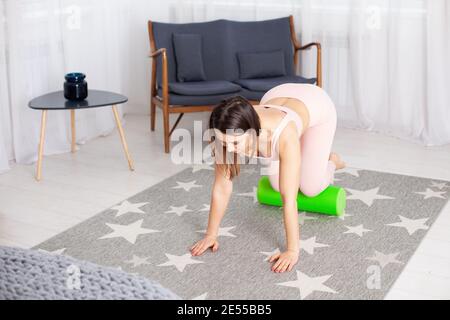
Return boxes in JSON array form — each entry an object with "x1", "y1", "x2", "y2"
[
  {"x1": 172, "y1": 0, "x2": 450, "y2": 147},
  {"x1": 0, "y1": 0, "x2": 131, "y2": 173}
]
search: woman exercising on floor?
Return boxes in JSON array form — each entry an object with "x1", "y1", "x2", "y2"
[{"x1": 190, "y1": 83, "x2": 346, "y2": 273}]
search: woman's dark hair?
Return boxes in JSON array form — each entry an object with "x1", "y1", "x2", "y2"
[{"x1": 208, "y1": 95, "x2": 261, "y2": 180}]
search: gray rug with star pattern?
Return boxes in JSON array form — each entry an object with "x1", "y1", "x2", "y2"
[{"x1": 33, "y1": 165, "x2": 450, "y2": 300}]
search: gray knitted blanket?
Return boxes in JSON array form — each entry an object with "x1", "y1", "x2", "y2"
[{"x1": 0, "y1": 246, "x2": 180, "y2": 300}]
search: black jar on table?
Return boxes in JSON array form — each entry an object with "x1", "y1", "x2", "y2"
[{"x1": 64, "y1": 72, "x2": 88, "y2": 100}]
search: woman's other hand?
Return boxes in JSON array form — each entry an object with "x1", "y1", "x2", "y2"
[
  {"x1": 190, "y1": 235, "x2": 219, "y2": 256},
  {"x1": 269, "y1": 250, "x2": 299, "y2": 273}
]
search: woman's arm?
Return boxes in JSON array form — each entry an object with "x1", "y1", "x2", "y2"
[
  {"x1": 278, "y1": 124, "x2": 301, "y2": 253},
  {"x1": 268, "y1": 123, "x2": 301, "y2": 272},
  {"x1": 205, "y1": 164, "x2": 233, "y2": 238},
  {"x1": 191, "y1": 163, "x2": 232, "y2": 256}
]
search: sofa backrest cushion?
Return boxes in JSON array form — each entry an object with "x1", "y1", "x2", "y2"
[
  {"x1": 172, "y1": 33, "x2": 207, "y2": 82},
  {"x1": 238, "y1": 50, "x2": 286, "y2": 79},
  {"x1": 151, "y1": 17, "x2": 294, "y2": 86}
]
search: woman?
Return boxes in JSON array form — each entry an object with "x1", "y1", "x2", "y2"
[{"x1": 190, "y1": 83, "x2": 346, "y2": 273}]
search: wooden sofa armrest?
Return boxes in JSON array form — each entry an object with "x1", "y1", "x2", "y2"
[
  {"x1": 148, "y1": 21, "x2": 169, "y2": 103},
  {"x1": 299, "y1": 42, "x2": 322, "y2": 87},
  {"x1": 298, "y1": 42, "x2": 321, "y2": 51},
  {"x1": 294, "y1": 42, "x2": 322, "y2": 88},
  {"x1": 148, "y1": 48, "x2": 169, "y2": 105},
  {"x1": 289, "y1": 15, "x2": 322, "y2": 87},
  {"x1": 148, "y1": 48, "x2": 166, "y2": 58}
]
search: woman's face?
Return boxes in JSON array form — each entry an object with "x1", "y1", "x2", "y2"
[{"x1": 214, "y1": 129, "x2": 254, "y2": 156}]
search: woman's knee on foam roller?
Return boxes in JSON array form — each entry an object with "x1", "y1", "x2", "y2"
[
  {"x1": 268, "y1": 175, "x2": 280, "y2": 193},
  {"x1": 299, "y1": 182, "x2": 323, "y2": 198}
]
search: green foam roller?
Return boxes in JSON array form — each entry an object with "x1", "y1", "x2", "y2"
[{"x1": 256, "y1": 176, "x2": 346, "y2": 216}]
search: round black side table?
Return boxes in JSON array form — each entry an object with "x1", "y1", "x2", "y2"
[{"x1": 28, "y1": 90, "x2": 134, "y2": 181}]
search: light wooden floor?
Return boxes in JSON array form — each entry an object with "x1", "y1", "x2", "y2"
[{"x1": 0, "y1": 112, "x2": 449, "y2": 300}]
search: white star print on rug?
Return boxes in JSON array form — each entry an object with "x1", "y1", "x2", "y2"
[
  {"x1": 110, "y1": 200, "x2": 149, "y2": 217},
  {"x1": 157, "y1": 253, "x2": 204, "y2": 272},
  {"x1": 298, "y1": 212, "x2": 317, "y2": 225},
  {"x1": 173, "y1": 180, "x2": 202, "y2": 192},
  {"x1": 125, "y1": 255, "x2": 151, "y2": 268},
  {"x1": 165, "y1": 205, "x2": 193, "y2": 217},
  {"x1": 198, "y1": 204, "x2": 210, "y2": 212},
  {"x1": 260, "y1": 248, "x2": 281, "y2": 262},
  {"x1": 346, "y1": 187, "x2": 394, "y2": 207},
  {"x1": 276, "y1": 270, "x2": 337, "y2": 300},
  {"x1": 415, "y1": 188, "x2": 447, "y2": 199},
  {"x1": 99, "y1": 219, "x2": 161, "y2": 244},
  {"x1": 430, "y1": 181, "x2": 449, "y2": 190},
  {"x1": 386, "y1": 215, "x2": 430, "y2": 235},
  {"x1": 300, "y1": 237, "x2": 329, "y2": 255},
  {"x1": 337, "y1": 211, "x2": 353, "y2": 221},
  {"x1": 192, "y1": 292, "x2": 208, "y2": 300},
  {"x1": 196, "y1": 226, "x2": 237, "y2": 238},
  {"x1": 366, "y1": 251, "x2": 403, "y2": 269},
  {"x1": 38, "y1": 248, "x2": 66, "y2": 255},
  {"x1": 344, "y1": 224, "x2": 372, "y2": 237}
]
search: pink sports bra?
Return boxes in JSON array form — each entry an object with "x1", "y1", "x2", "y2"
[{"x1": 253, "y1": 104, "x2": 304, "y2": 167}]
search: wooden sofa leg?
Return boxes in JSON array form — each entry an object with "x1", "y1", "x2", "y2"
[
  {"x1": 150, "y1": 99, "x2": 156, "y2": 131},
  {"x1": 163, "y1": 104, "x2": 170, "y2": 153}
]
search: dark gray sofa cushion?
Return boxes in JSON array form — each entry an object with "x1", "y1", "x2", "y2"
[
  {"x1": 234, "y1": 75, "x2": 316, "y2": 92},
  {"x1": 169, "y1": 81, "x2": 241, "y2": 96},
  {"x1": 152, "y1": 17, "x2": 295, "y2": 86},
  {"x1": 158, "y1": 88, "x2": 265, "y2": 106},
  {"x1": 238, "y1": 50, "x2": 286, "y2": 79},
  {"x1": 152, "y1": 20, "x2": 230, "y2": 86},
  {"x1": 172, "y1": 33, "x2": 206, "y2": 82}
]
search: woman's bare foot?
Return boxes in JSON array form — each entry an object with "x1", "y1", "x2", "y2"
[{"x1": 329, "y1": 152, "x2": 346, "y2": 170}]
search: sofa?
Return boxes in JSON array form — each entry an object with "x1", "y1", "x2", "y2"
[{"x1": 147, "y1": 15, "x2": 322, "y2": 153}]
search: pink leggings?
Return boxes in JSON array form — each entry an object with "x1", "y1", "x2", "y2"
[{"x1": 260, "y1": 84, "x2": 337, "y2": 197}]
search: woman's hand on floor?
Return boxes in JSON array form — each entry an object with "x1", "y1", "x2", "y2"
[
  {"x1": 190, "y1": 235, "x2": 219, "y2": 256},
  {"x1": 269, "y1": 250, "x2": 299, "y2": 273}
]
